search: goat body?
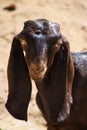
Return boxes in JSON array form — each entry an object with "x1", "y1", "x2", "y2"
[{"x1": 5, "y1": 19, "x2": 87, "y2": 130}]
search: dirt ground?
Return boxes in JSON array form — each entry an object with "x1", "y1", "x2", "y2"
[{"x1": 0, "y1": 0, "x2": 87, "y2": 130}]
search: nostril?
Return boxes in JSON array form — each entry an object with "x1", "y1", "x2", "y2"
[
  {"x1": 31, "y1": 63, "x2": 44, "y2": 73},
  {"x1": 35, "y1": 65, "x2": 44, "y2": 72},
  {"x1": 36, "y1": 66, "x2": 40, "y2": 71}
]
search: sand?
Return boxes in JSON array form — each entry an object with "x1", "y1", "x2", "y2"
[{"x1": 0, "y1": 0, "x2": 87, "y2": 129}]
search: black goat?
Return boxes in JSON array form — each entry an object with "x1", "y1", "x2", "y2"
[{"x1": 5, "y1": 19, "x2": 87, "y2": 130}]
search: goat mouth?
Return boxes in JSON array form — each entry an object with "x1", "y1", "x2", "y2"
[
  {"x1": 29, "y1": 67, "x2": 47, "y2": 81},
  {"x1": 29, "y1": 70, "x2": 46, "y2": 81}
]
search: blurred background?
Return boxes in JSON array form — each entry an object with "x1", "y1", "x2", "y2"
[{"x1": 0, "y1": 0, "x2": 87, "y2": 130}]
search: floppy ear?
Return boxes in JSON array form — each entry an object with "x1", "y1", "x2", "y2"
[
  {"x1": 48, "y1": 35, "x2": 74, "y2": 123},
  {"x1": 5, "y1": 35, "x2": 32, "y2": 121}
]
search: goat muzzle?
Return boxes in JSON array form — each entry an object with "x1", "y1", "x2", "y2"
[{"x1": 29, "y1": 62, "x2": 47, "y2": 81}]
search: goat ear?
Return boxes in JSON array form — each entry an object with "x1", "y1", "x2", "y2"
[
  {"x1": 5, "y1": 36, "x2": 32, "y2": 121},
  {"x1": 49, "y1": 35, "x2": 74, "y2": 123}
]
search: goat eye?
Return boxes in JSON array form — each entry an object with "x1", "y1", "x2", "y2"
[
  {"x1": 54, "y1": 42, "x2": 61, "y2": 50},
  {"x1": 54, "y1": 39, "x2": 62, "y2": 48},
  {"x1": 35, "y1": 29, "x2": 41, "y2": 35},
  {"x1": 55, "y1": 44, "x2": 59, "y2": 48},
  {"x1": 55, "y1": 43, "x2": 60, "y2": 49},
  {"x1": 58, "y1": 39, "x2": 62, "y2": 44}
]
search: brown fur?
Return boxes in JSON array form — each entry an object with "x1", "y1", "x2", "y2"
[{"x1": 6, "y1": 19, "x2": 87, "y2": 130}]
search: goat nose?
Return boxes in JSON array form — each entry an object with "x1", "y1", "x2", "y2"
[
  {"x1": 33, "y1": 59, "x2": 44, "y2": 66},
  {"x1": 32, "y1": 62, "x2": 44, "y2": 73},
  {"x1": 35, "y1": 66, "x2": 42, "y2": 72},
  {"x1": 35, "y1": 64, "x2": 44, "y2": 70}
]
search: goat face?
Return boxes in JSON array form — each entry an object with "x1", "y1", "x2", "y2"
[
  {"x1": 6, "y1": 19, "x2": 75, "y2": 124},
  {"x1": 19, "y1": 19, "x2": 62, "y2": 81}
]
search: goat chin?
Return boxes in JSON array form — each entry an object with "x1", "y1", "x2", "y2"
[{"x1": 29, "y1": 68, "x2": 46, "y2": 81}]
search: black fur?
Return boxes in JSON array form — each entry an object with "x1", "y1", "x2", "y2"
[{"x1": 6, "y1": 19, "x2": 87, "y2": 130}]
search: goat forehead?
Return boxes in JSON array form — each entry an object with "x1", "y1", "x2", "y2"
[
  {"x1": 24, "y1": 19, "x2": 49, "y2": 28},
  {"x1": 24, "y1": 19, "x2": 60, "y2": 35},
  {"x1": 36, "y1": 20, "x2": 60, "y2": 35}
]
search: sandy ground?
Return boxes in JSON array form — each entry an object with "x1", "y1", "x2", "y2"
[{"x1": 0, "y1": 0, "x2": 87, "y2": 130}]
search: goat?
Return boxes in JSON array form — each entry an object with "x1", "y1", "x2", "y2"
[{"x1": 5, "y1": 19, "x2": 87, "y2": 130}]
